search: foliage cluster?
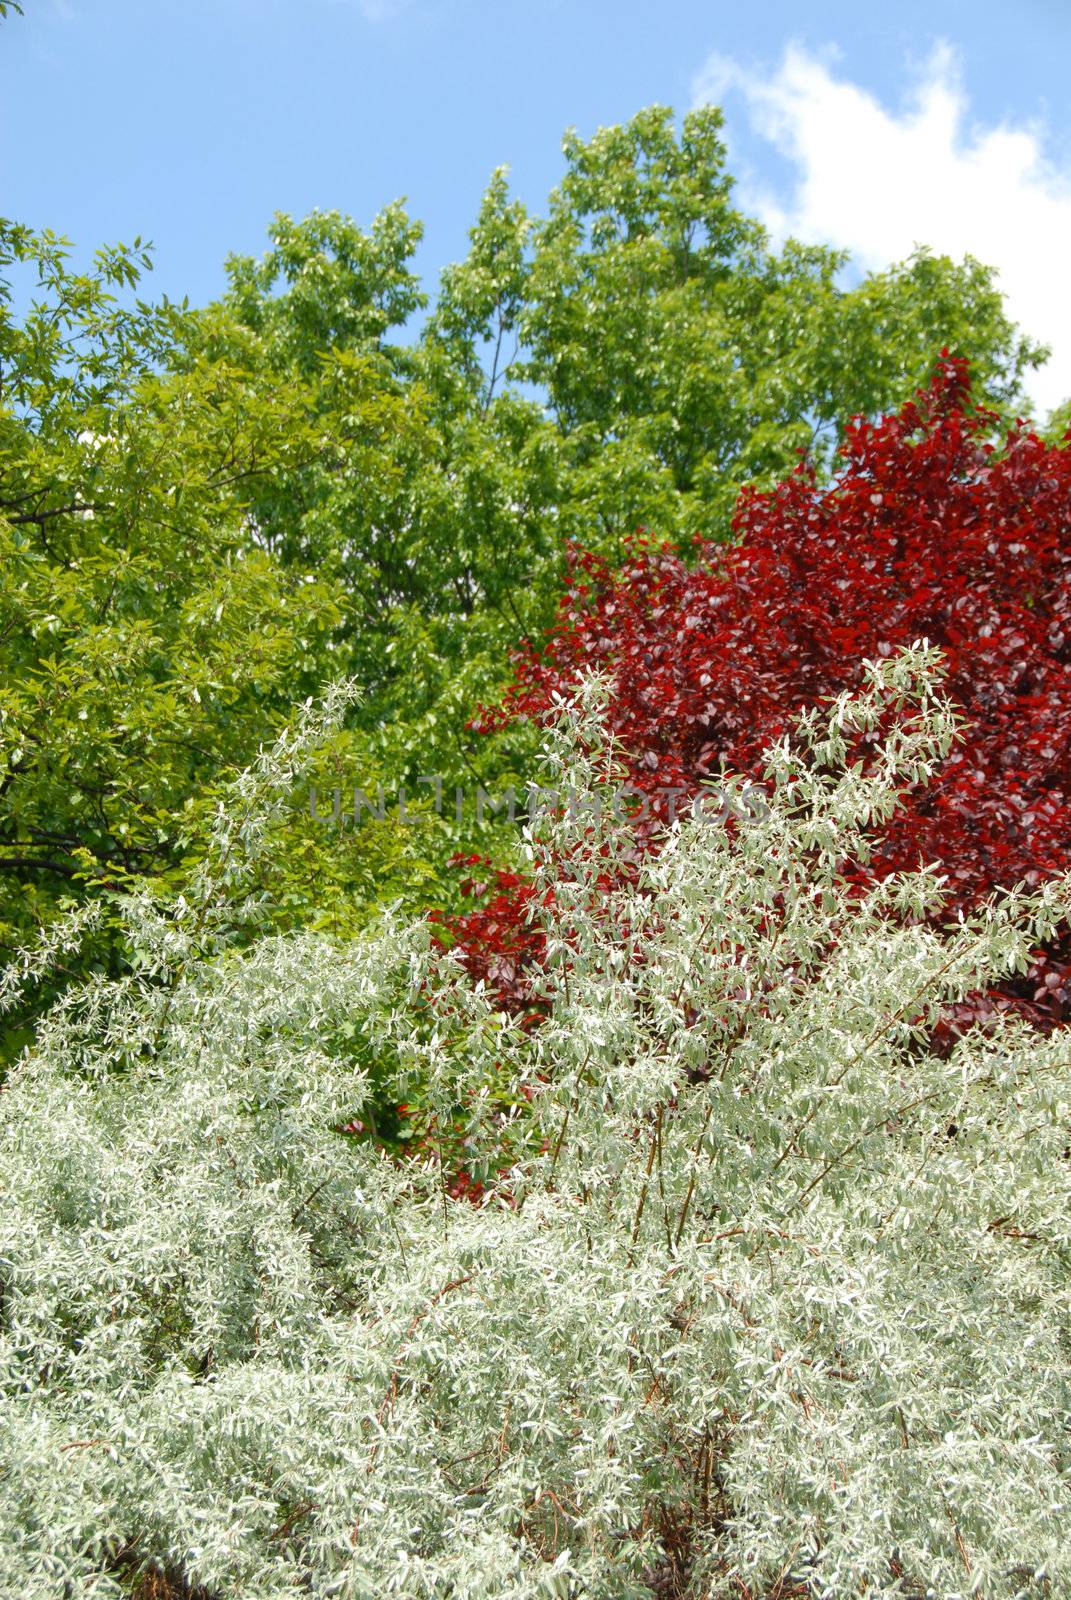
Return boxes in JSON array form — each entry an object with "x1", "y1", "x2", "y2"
[
  {"x1": 0, "y1": 105, "x2": 1055, "y2": 1046},
  {"x1": 3, "y1": 15, "x2": 1071, "y2": 1585},
  {"x1": 461, "y1": 360, "x2": 1071, "y2": 1026},
  {"x1": 1, "y1": 655, "x2": 1069, "y2": 1598}
]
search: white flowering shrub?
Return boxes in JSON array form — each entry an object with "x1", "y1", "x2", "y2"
[{"x1": 1, "y1": 649, "x2": 1069, "y2": 1599}]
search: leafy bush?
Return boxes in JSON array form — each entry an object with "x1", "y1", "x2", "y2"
[
  {"x1": 471, "y1": 358, "x2": 1071, "y2": 1024},
  {"x1": 1, "y1": 650, "x2": 1069, "y2": 1597}
]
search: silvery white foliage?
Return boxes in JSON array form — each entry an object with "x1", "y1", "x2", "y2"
[
  {"x1": 0, "y1": 900, "x2": 104, "y2": 1018},
  {"x1": 1, "y1": 646, "x2": 1069, "y2": 1599}
]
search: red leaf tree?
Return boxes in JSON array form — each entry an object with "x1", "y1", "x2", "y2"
[{"x1": 454, "y1": 357, "x2": 1071, "y2": 1027}]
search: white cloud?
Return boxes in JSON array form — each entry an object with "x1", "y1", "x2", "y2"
[{"x1": 693, "y1": 44, "x2": 1071, "y2": 416}]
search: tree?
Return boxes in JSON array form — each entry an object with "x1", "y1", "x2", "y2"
[
  {"x1": 468, "y1": 357, "x2": 1071, "y2": 1025},
  {"x1": 0, "y1": 223, "x2": 443, "y2": 1049},
  {"x1": 511, "y1": 107, "x2": 1046, "y2": 532},
  {"x1": 200, "y1": 106, "x2": 1048, "y2": 788},
  {"x1": 1, "y1": 103, "x2": 1060, "y2": 1040}
]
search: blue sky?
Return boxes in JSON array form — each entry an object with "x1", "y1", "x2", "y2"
[{"x1": 3, "y1": 0, "x2": 1070, "y2": 408}]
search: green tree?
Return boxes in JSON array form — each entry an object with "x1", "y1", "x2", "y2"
[
  {"x1": 512, "y1": 106, "x2": 1044, "y2": 532},
  {"x1": 204, "y1": 105, "x2": 1045, "y2": 800},
  {"x1": 0, "y1": 223, "x2": 445, "y2": 1049}
]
